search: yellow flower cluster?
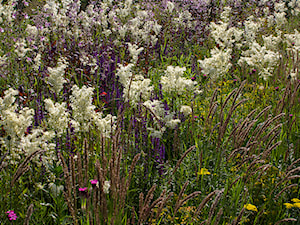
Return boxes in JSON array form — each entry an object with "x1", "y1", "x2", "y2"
[
  {"x1": 284, "y1": 198, "x2": 300, "y2": 209},
  {"x1": 198, "y1": 168, "x2": 211, "y2": 175},
  {"x1": 244, "y1": 203, "x2": 258, "y2": 212}
]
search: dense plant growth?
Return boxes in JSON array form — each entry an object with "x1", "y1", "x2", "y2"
[{"x1": 0, "y1": 0, "x2": 299, "y2": 224}]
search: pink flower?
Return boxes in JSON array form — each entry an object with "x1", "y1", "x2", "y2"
[
  {"x1": 6, "y1": 210, "x2": 17, "y2": 221},
  {"x1": 90, "y1": 179, "x2": 98, "y2": 188},
  {"x1": 289, "y1": 114, "x2": 293, "y2": 117},
  {"x1": 90, "y1": 179, "x2": 98, "y2": 185},
  {"x1": 79, "y1": 187, "x2": 87, "y2": 192}
]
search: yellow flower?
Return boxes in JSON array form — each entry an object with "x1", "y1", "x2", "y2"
[
  {"x1": 198, "y1": 168, "x2": 211, "y2": 175},
  {"x1": 293, "y1": 203, "x2": 300, "y2": 208},
  {"x1": 284, "y1": 203, "x2": 294, "y2": 209},
  {"x1": 291, "y1": 198, "x2": 300, "y2": 203},
  {"x1": 244, "y1": 204, "x2": 258, "y2": 212}
]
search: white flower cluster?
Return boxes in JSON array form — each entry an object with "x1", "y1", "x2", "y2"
[
  {"x1": 116, "y1": 64, "x2": 153, "y2": 105},
  {"x1": 79, "y1": 52, "x2": 98, "y2": 74},
  {"x1": 93, "y1": 113, "x2": 116, "y2": 138},
  {"x1": 238, "y1": 41, "x2": 280, "y2": 80},
  {"x1": 0, "y1": 88, "x2": 55, "y2": 165},
  {"x1": 180, "y1": 105, "x2": 192, "y2": 117},
  {"x1": 210, "y1": 7, "x2": 243, "y2": 49},
  {"x1": 70, "y1": 85, "x2": 116, "y2": 135},
  {"x1": 0, "y1": 0, "x2": 17, "y2": 22},
  {"x1": 46, "y1": 58, "x2": 68, "y2": 94},
  {"x1": 0, "y1": 88, "x2": 33, "y2": 139},
  {"x1": 285, "y1": 29, "x2": 300, "y2": 52},
  {"x1": 288, "y1": 0, "x2": 300, "y2": 16},
  {"x1": 198, "y1": 48, "x2": 232, "y2": 80},
  {"x1": 26, "y1": 24, "x2": 39, "y2": 38},
  {"x1": 143, "y1": 100, "x2": 180, "y2": 138},
  {"x1": 126, "y1": 10, "x2": 162, "y2": 45},
  {"x1": 19, "y1": 128, "x2": 56, "y2": 160},
  {"x1": 173, "y1": 10, "x2": 193, "y2": 30},
  {"x1": 243, "y1": 16, "x2": 261, "y2": 44},
  {"x1": 44, "y1": 99, "x2": 70, "y2": 137},
  {"x1": 70, "y1": 85, "x2": 95, "y2": 132},
  {"x1": 262, "y1": 34, "x2": 282, "y2": 51},
  {"x1": 123, "y1": 75, "x2": 153, "y2": 105},
  {"x1": 103, "y1": 180, "x2": 111, "y2": 194},
  {"x1": 14, "y1": 38, "x2": 32, "y2": 58},
  {"x1": 161, "y1": 66, "x2": 197, "y2": 95},
  {"x1": 127, "y1": 43, "x2": 144, "y2": 64}
]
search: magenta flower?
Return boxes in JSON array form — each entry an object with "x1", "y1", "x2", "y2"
[
  {"x1": 6, "y1": 210, "x2": 17, "y2": 221},
  {"x1": 275, "y1": 86, "x2": 279, "y2": 90},
  {"x1": 90, "y1": 179, "x2": 99, "y2": 189},
  {"x1": 289, "y1": 114, "x2": 293, "y2": 117},
  {"x1": 90, "y1": 180, "x2": 98, "y2": 185},
  {"x1": 79, "y1": 187, "x2": 88, "y2": 192}
]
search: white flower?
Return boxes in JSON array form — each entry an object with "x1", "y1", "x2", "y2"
[
  {"x1": 47, "y1": 58, "x2": 68, "y2": 94},
  {"x1": 33, "y1": 54, "x2": 42, "y2": 71},
  {"x1": 92, "y1": 113, "x2": 116, "y2": 138},
  {"x1": 180, "y1": 105, "x2": 192, "y2": 117},
  {"x1": 127, "y1": 42, "x2": 144, "y2": 64},
  {"x1": 165, "y1": 119, "x2": 180, "y2": 129},
  {"x1": 26, "y1": 24, "x2": 38, "y2": 37},
  {"x1": 70, "y1": 85, "x2": 95, "y2": 132},
  {"x1": 198, "y1": 48, "x2": 232, "y2": 80},
  {"x1": 166, "y1": 1, "x2": 175, "y2": 13},
  {"x1": 161, "y1": 65, "x2": 197, "y2": 95},
  {"x1": 103, "y1": 181, "x2": 111, "y2": 194},
  {"x1": 290, "y1": 72, "x2": 298, "y2": 81},
  {"x1": 14, "y1": 38, "x2": 32, "y2": 58},
  {"x1": 238, "y1": 41, "x2": 279, "y2": 80},
  {"x1": 44, "y1": 99, "x2": 69, "y2": 136}
]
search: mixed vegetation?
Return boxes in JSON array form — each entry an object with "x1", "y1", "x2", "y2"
[{"x1": 0, "y1": 0, "x2": 299, "y2": 224}]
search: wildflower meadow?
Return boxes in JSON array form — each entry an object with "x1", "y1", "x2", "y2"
[{"x1": 0, "y1": 0, "x2": 300, "y2": 224}]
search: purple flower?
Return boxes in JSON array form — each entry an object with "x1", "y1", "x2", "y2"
[
  {"x1": 275, "y1": 86, "x2": 279, "y2": 90},
  {"x1": 191, "y1": 76, "x2": 196, "y2": 81},
  {"x1": 289, "y1": 114, "x2": 293, "y2": 117},
  {"x1": 6, "y1": 210, "x2": 17, "y2": 221}
]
